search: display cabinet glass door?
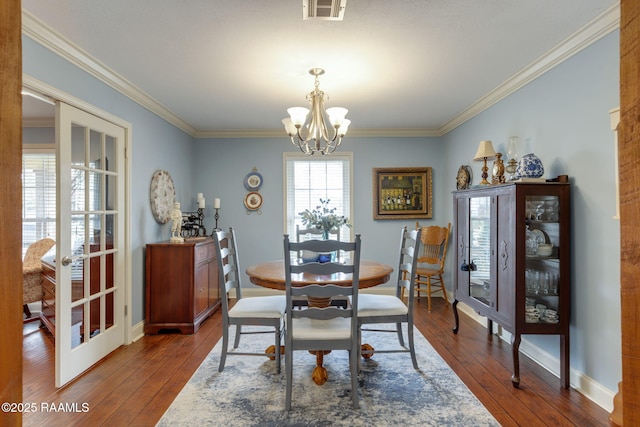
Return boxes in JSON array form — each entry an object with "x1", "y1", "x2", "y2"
[
  {"x1": 469, "y1": 196, "x2": 491, "y2": 306},
  {"x1": 524, "y1": 194, "x2": 561, "y2": 325}
]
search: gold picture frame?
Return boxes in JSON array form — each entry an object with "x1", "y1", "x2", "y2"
[{"x1": 373, "y1": 167, "x2": 433, "y2": 220}]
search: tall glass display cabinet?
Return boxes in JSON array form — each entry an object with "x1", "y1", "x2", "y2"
[{"x1": 452, "y1": 182, "x2": 570, "y2": 388}]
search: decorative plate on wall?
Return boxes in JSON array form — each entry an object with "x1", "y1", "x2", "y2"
[
  {"x1": 244, "y1": 170, "x2": 263, "y2": 191},
  {"x1": 456, "y1": 165, "x2": 472, "y2": 190},
  {"x1": 244, "y1": 191, "x2": 263, "y2": 211},
  {"x1": 149, "y1": 169, "x2": 175, "y2": 224}
]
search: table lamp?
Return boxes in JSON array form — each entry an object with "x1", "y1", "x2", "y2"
[{"x1": 474, "y1": 140, "x2": 496, "y2": 186}]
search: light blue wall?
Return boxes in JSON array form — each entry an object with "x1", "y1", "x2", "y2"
[
  {"x1": 192, "y1": 137, "x2": 444, "y2": 275},
  {"x1": 23, "y1": 36, "x2": 196, "y2": 324},
  {"x1": 22, "y1": 26, "x2": 621, "y2": 396},
  {"x1": 442, "y1": 30, "x2": 621, "y2": 391}
]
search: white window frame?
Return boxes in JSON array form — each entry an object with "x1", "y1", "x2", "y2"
[
  {"x1": 22, "y1": 145, "x2": 56, "y2": 257},
  {"x1": 283, "y1": 152, "x2": 354, "y2": 242}
]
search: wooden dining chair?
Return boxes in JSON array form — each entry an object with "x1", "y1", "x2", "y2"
[
  {"x1": 414, "y1": 222, "x2": 451, "y2": 311},
  {"x1": 283, "y1": 234, "x2": 361, "y2": 411},
  {"x1": 213, "y1": 228, "x2": 287, "y2": 373},
  {"x1": 354, "y1": 227, "x2": 422, "y2": 370}
]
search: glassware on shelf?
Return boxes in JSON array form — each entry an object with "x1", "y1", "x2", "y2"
[
  {"x1": 534, "y1": 200, "x2": 545, "y2": 220},
  {"x1": 506, "y1": 136, "x2": 520, "y2": 181}
]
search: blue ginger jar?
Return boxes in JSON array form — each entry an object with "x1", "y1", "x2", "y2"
[{"x1": 516, "y1": 153, "x2": 544, "y2": 179}]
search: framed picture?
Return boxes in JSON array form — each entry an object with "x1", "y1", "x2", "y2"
[{"x1": 373, "y1": 167, "x2": 433, "y2": 220}]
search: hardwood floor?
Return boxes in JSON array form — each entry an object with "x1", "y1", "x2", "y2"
[{"x1": 22, "y1": 298, "x2": 611, "y2": 426}]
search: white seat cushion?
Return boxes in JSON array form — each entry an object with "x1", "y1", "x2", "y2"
[
  {"x1": 289, "y1": 317, "x2": 352, "y2": 340},
  {"x1": 356, "y1": 294, "x2": 408, "y2": 317},
  {"x1": 228, "y1": 295, "x2": 286, "y2": 318}
]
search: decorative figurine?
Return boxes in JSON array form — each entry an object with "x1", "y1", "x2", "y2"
[
  {"x1": 170, "y1": 202, "x2": 184, "y2": 243},
  {"x1": 492, "y1": 152, "x2": 506, "y2": 184}
]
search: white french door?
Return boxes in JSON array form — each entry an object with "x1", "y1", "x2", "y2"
[{"x1": 55, "y1": 101, "x2": 126, "y2": 387}]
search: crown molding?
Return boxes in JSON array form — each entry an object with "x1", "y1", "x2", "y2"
[
  {"x1": 193, "y1": 127, "x2": 442, "y2": 139},
  {"x1": 22, "y1": 10, "x2": 196, "y2": 136},
  {"x1": 22, "y1": 4, "x2": 620, "y2": 139},
  {"x1": 440, "y1": 2, "x2": 620, "y2": 135}
]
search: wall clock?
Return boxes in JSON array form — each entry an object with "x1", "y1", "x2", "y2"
[{"x1": 149, "y1": 170, "x2": 175, "y2": 224}]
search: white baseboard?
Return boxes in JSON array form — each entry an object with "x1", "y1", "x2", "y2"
[
  {"x1": 131, "y1": 320, "x2": 145, "y2": 342},
  {"x1": 455, "y1": 302, "x2": 615, "y2": 412}
]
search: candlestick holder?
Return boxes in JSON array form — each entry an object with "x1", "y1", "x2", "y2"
[
  {"x1": 214, "y1": 208, "x2": 220, "y2": 230},
  {"x1": 180, "y1": 207, "x2": 206, "y2": 238}
]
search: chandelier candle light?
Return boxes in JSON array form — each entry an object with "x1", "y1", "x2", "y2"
[
  {"x1": 282, "y1": 68, "x2": 351, "y2": 156},
  {"x1": 474, "y1": 140, "x2": 497, "y2": 186}
]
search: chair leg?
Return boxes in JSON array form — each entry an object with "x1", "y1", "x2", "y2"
[
  {"x1": 440, "y1": 274, "x2": 450, "y2": 306},
  {"x1": 233, "y1": 324, "x2": 242, "y2": 348},
  {"x1": 396, "y1": 322, "x2": 405, "y2": 347},
  {"x1": 285, "y1": 348, "x2": 293, "y2": 411},
  {"x1": 218, "y1": 325, "x2": 230, "y2": 372},
  {"x1": 357, "y1": 325, "x2": 362, "y2": 373},
  {"x1": 427, "y1": 277, "x2": 433, "y2": 312},
  {"x1": 408, "y1": 321, "x2": 418, "y2": 370},
  {"x1": 275, "y1": 325, "x2": 281, "y2": 374},
  {"x1": 23, "y1": 304, "x2": 32, "y2": 319},
  {"x1": 350, "y1": 348, "x2": 359, "y2": 409}
]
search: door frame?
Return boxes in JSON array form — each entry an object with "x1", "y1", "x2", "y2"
[{"x1": 23, "y1": 74, "x2": 133, "y2": 347}]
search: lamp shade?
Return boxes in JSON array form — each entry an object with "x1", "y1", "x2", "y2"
[
  {"x1": 287, "y1": 107, "x2": 310, "y2": 126},
  {"x1": 282, "y1": 118, "x2": 297, "y2": 136},
  {"x1": 474, "y1": 140, "x2": 497, "y2": 160},
  {"x1": 326, "y1": 107, "x2": 348, "y2": 126},
  {"x1": 337, "y1": 119, "x2": 351, "y2": 136}
]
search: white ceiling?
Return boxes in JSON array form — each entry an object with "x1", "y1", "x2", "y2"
[{"x1": 21, "y1": 0, "x2": 619, "y2": 137}]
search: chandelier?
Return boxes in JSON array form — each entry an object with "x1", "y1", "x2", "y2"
[{"x1": 282, "y1": 68, "x2": 351, "y2": 155}]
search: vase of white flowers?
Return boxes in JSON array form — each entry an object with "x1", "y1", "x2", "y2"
[
  {"x1": 299, "y1": 198, "x2": 351, "y2": 238},
  {"x1": 299, "y1": 199, "x2": 351, "y2": 262}
]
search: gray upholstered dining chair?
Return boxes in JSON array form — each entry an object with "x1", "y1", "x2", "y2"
[
  {"x1": 283, "y1": 234, "x2": 361, "y2": 411},
  {"x1": 353, "y1": 226, "x2": 422, "y2": 370},
  {"x1": 213, "y1": 228, "x2": 287, "y2": 373}
]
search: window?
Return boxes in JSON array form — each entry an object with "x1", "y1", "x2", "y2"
[
  {"x1": 284, "y1": 152, "x2": 353, "y2": 242},
  {"x1": 22, "y1": 149, "x2": 56, "y2": 256}
]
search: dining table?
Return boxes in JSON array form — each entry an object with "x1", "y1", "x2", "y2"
[{"x1": 246, "y1": 259, "x2": 394, "y2": 385}]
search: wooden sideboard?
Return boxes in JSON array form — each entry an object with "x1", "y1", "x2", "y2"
[{"x1": 144, "y1": 238, "x2": 220, "y2": 334}]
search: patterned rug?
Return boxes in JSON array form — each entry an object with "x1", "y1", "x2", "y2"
[{"x1": 157, "y1": 325, "x2": 499, "y2": 427}]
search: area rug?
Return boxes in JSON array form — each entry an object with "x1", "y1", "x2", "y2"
[{"x1": 157, "y1": 325, "x2": 499, "y2": 427}]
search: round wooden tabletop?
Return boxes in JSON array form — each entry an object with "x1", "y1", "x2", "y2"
[{"x1": 246, "y1": 259, "x2": 394, "y2": 290}]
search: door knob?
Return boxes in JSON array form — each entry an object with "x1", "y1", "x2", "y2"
[{"x1": 61, "y1": 256, "x2": 73, "y2": 266}]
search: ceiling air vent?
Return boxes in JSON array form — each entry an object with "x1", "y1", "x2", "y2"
[{"x1": 303, "y1": 0, "x2": 347, "y2": 21}]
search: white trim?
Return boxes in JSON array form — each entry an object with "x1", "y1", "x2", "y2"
[
  {"x1": 455, "y1": 301, "x2": 615, "y2": 412},
  {"x1": 610, "y1": 107, "x2": 620, "y2": 220},
  {"x1": 22, "y1": 4, "x2": 620, "y2": 139}
]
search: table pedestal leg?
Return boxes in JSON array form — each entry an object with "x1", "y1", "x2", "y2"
[
  {"x1": 310, "y1": 350, "x2": 330, "y2": 385},
  {"x1": 361, "y1": 343, "x2": 375, "y2": 359}
]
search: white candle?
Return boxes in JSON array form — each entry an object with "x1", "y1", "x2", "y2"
[
  {"x1": 197, "y1": 192, "x2": 203, "y2": 201},
  {"x1": 214, "y1": 198, "x2": 221, "y2": 209},
  {"x1": 198, "y1": 197, "x2": 205, "y2": 209}
]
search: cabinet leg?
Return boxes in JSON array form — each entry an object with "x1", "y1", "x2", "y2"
[
  {"x1": 452, "y1": 300, "x2": 460, "y2": 334},
  {"x1": 560, "y1": 334, "x2": 570, "y2": 388},
  {"x1": 487, "y1": 319, "x2": 493, "y2": 336},
  {"x1": 511, "y1": 333, "x2": 521, "y2": 388}
]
